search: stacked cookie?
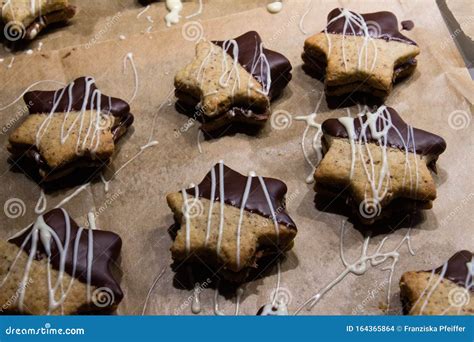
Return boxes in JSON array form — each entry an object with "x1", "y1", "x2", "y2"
[
  {"x1": 1, "y1": 0, "x2": 76, "y2": 40},
  {"x1": 0, "y1": 209, "x2": 123, "y2": 314},
  {"x1": 175, "y1": 31, "x2": 292, "y2": 136},
  {"x1": 7, "y1": 77, "x2": 134, "y2": 183},
  {"x1": 303, "y1": 8, "x2": 420, "y2": 104},
  {"x1": 167, "y1": 162, "x2": 297, "y2": 282}
]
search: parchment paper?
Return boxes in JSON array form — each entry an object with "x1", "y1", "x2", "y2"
[{"x1": 0, "y1": 0, "x2": 473, "y2": 315}]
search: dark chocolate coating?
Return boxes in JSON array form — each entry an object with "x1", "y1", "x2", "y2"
[
  {"x1": 325, "y1": 8, "x2": 417, "y2": 46},
  {"x1": 434, "y1": 250, "x2": 473, "y2": 291},
  {"x1": 16, "y1": 77, "x2": 134, "y2": 178},
  {"x1": 9, "y1": 209, "x2": 123, "y2": 301},
  {"x1": 213, "y1": 31, "x2": 292, "y2": 99},
  {"x1": 401, "y1": 20, "x2": 414, "y2": 31},
  {"x1": 24, "y1": 77, "x2": 130, "y2": 118},
  {"x1": 186, "y1": 164, "x2": 297, "y2": 230},
  {"x1": 321, "y1": 107, "x2": 447, "y2": 156}
]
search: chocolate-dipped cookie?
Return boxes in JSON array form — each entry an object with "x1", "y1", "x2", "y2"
[
  {"x1": 1, "y1": 0, "x2": 76, "y2": 40},
  {"x1": 314, "y1": 105, "x2": 446, "y2": 224},
  {"x1": 7, "y1": 77, "x2": 134, "y2": 183},
  {"x1": 166, "y1": 161, "x2": 297, "y2": 282},
  {"x1": 400, "y1": 251, "x2": 473, "y2": 315},
  {"x1": 302, "y1": 9, "x2": 419, "y2": 106},
  {"x1": 0, "y1": 208, "x2": 123, "y2": 315},
  {"x1": 175, "y1": 31, "x2": 292, "y2": 137}
]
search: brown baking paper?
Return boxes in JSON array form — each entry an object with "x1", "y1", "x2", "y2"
[{"x1": 0, "y1": 0, "x2": 473, "y2": 315}]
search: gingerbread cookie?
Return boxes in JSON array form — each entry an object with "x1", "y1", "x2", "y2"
[
  {"x1": 175, "y1": 31, "x2": 292, "y2": 136},
  {"x1": 8, "y1": 77, "x2": 134, "y2": 183},
  {"x1": 166, "y1": 162, "x2": 297, "y2": 282},
  {"x1": 314, "y1": 106, "x2": 446, "y2": 224},
  {"x1": 400, "y1": 250, "x2": 473, "y2": 315},
  {"x1": 0, "y1": 208, "x2": 123, "y2": 315},
  {"x1": 302, "y1": 9, "x2": 419, "y2": 106},
  {"x1": 1, "y1": 0, "x2": 76, "y2": 40}
]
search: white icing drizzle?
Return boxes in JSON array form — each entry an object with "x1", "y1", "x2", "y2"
[
  {"x1": 191, "y1": 282, "x2": 202, "y2": 314},
  {"x1": 100, "y1": 173, "x2": 110, "y2": 193},
  {"x1": 323, "y1": 8, "x2": 378, "y2": 72},
  {"x1": 198, "y1": 37, "x2": 271, "y2": 100},
  {"x1": 141, "y1": 266, "x2": 167, "y2": 315},
  {"x1": 146, "y1": 15, "x2": 154, "y2": 23},
  {"x1": 97, "y1": 88, "x2": 175, "y2": 190},
  {"x1": 34, "y1": 77, "x2": 112, "y2": 156},
  {"x1": 213, "y1": 280, "x2": 244, "y2": 315},
  {"x1": 204, "y1": 166, "x2": 216, "y2": 246},
  {"x1": 184, "y1": 161, "x2": 283, "y2": 270},
  {"x1": 337, "y1": 116, "x2": 357, "y2": 178},
  {"x1": 249, "y1": 41, "x2": 272, "y2": 96},
  {"x1": 165, "y1": 0, "x2": 183, "y2": 27},
  {"x1": 236, "y1": 172, "x2": 256, "y2": 268},
  {"x1": 298, "y1": 0, "x2": 313, "y2": 35},
  {"x1": 197, "y1": 129, "x2": 203, "y2": 154},
  {"x1": 271, "y1": 260, "x2": 282, "y2": 307},
  {"x1": 185, "y1": 0, "x2": 203, "y2": 19},
  {"x1": 181, "y1": 183, "x2": 199, "y2": 255},
  {"x1": 137, "y1": 5, "x2": 150, "y2": 19},
  {"x1": 295, "y1": 91, "x2": 324, "y2": 183},
  {"x1": 216, "y1": 161, "x2": 225, "y2": 256},
  {"x1": 0, "y1": 80, "x2": 66, "y2": 111},
  {"x1": 140, "y1": 140, "x2": 158, "y2": 150},
  {"x1": 338, "y1": 106, "x2": 420, "y2": 210},
  {"x1": 259, "y1": 261, "x2": 289, "y2": 315},
  {"x1": 416, "y1": 256, "x2": 473, "y2": 315},
  {"x1": 219, "y1": 40, "x2": 241, "y2": 92},
  {"x1": 295, "y1": 220, "x2": 414, "y2": 314},
  {"x1": 0, "y1": 209, "x2": 97, "y2": 314},
  {"x1": 86, "y1": 228, "x2": 94, "y2": 302},
  {"x1": 54, "y1": 182, "x2": 90, "y2": 209},
  {"x1": 267, "y1": 1, "x2": 283, "y2": 14},
  {"x1": 8, "y1": 183, "x2": 92, "y2": 244},
  {"x1": 87, "y1": 211, "x2": 97, "y2": 230},
  {"x1": 34, "y1": 189, "x2": 47, "y2": 214},
  {"x1": 37, "y1": 42, "x2": 43, "y2": 51},
  {"x1": 258, "y1": 176, "x2": 280, "y2": 243},
  {"x1": 123, "y1": 53, "x2": 139, "y2": 104},
  {"x1": 7, "y1": 57, "x2": 14, "y2": 69},
  {"x1": 418, "y1": 266, "x2": 447, "y2": 314}
]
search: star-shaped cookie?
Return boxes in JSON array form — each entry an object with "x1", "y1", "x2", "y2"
[
  {"x1": 400, "y1": 250, "x2": 473, "y2": 315},
  {"x1": 166, "y1": 162, "x2": 297, "y2": 282},
  {"x1": 1, "y1": 0, "x2": 76, "y2": 40},
  {"x1": 303, "y1": 8, "x2": 420, "y2": 101},
  {"x1": 314, "y1": 106, "x2": 446, "y2": 224},
  {"x1": 175, "y1": 31, "x2": 292, "y2": 136},
  {"x1": 0, "y1": 208, "x2": 123, "y2": 315},
  {"x1": 8, "y1": 76, "x2": 134, "y2": 182}
]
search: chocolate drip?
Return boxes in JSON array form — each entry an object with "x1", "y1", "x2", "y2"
[
  {"x1": 186, "y1": 164, "x2": 297, "y2": 230},
  {"x1": 434, "y1": 250, "x2": 473, "y2": 291},
  {"x1": 321, "y1": 107, "x2": 447, "y2": 156},
  {"x1": 401, "y1": 20, "x2": 414, "y2": 31},
  {"x1": 325, "y1": 8, "x2": 417, "y2": 46},
  {"x1": 9, "y1": 209, "x2": 123, "y2": 300},
  {"x1": 213, "y1": 31, "x2": 292, "y2": 99},
  {"x1": 24, "y1": 77, "x2": 131, "y2": 119}
]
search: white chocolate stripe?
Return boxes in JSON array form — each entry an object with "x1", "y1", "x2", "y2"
[
  {"x1": 258, "y1": 176, "x2": 280, "y2": 243},
  {"x1": 0, "y1": 209, "x2": 99, "y2": 314},
  {"x1": 236, "y1": 172, "x2": 255, "y2": 269},
  {"x1": 216, "y1": 161, "x2": 225, "y2": 256}
]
